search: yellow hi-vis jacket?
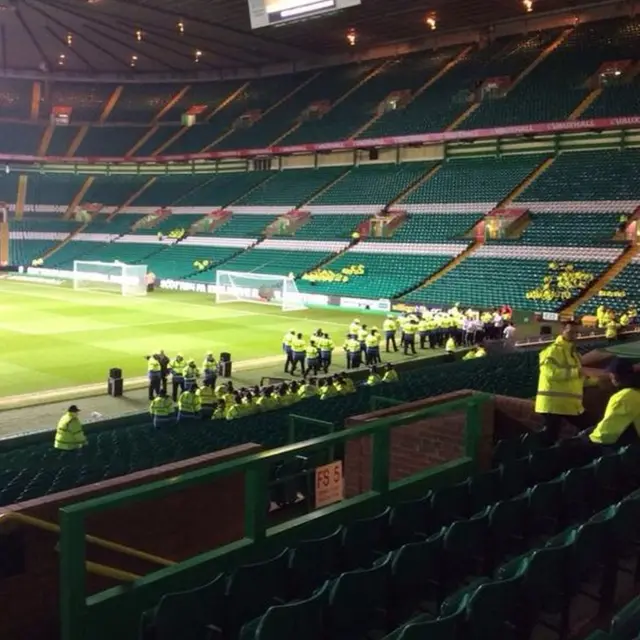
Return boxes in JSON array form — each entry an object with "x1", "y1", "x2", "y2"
[
  {"x1": 589, "y1": 387, "x2": 640, "y2": 445},
  {"x1": 535, "y1": 336, "x2": 584, "y2": 416},
  {"x1": 54, "y1": 412, "x2": 87, "y2": 450}
]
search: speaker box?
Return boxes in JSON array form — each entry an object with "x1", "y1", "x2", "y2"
[
  {"x1": 369, "y1": 148, "x2": 379, "y2": 161},
  {"x1": 108, "y1": 367, "x2": 123, "y2": 397},
  {"x1": 540, "y1": 325, "x2": 552, "y2": 337},
  {"x1": 218, "y1": 353, "x2": 232, "y2": 377}
]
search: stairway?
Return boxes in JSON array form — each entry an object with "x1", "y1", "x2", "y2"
[
  {"x1": 15, "y1": 175, "x2": 28, "y2": 220},
  {"x1": 398, "y1": 241, "x2": 482, "y2": 298},
  {"x1": 498, "y1": 156, "x2": 555, "y2": 206},
  {"x1": 37, "y1": 125, "x2": 55, "y2": 156},
  {"x1": 567, "y1": 88, "x2": 602, "y2": 120},
  {"x1": 561, "y1": 244, "x2": 640, "y2": 317},
  {"x1": 350, "y1": 45, "x2": 474, "y2": 140},
  {"x1": 152, "y1": 82, "x2": 250, "y2": 156},
  {"x1": 202, "y1": 71, "x2": 322, "y2": 152},
  {"x1": 63, "y1": 177, "x2": 94, "y2": 219},
  {"x1": 388, "y1": 163, "x2": 442, "y2": 206},
  {"x1": 107, "y1": 177, "x2": 157, "y2": 220},
  {"x1": 39, "y1": 222, "x2": 89, "y2": 262},
  {"x1": 270, "y1": 59, "x2": 393, "y2": 146}
]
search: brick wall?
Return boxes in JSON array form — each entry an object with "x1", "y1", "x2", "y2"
[
  {"x1": 0, "y1": 442, "x2": 260, "y2": 640},
  {"x1": 343, "y1": 390, "x2": 494, "y2": 498}
]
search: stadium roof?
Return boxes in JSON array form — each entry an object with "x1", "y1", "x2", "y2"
[{"x1": 0, "y1": 0, "x2": 616, "y2": 75}]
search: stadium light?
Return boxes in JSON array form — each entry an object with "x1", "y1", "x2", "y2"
[
  {"x1": 58, "y1": 53, "x2": 65, "y2": 66},
  {"x1": 426, "y1": 14, "x2": 437, "y2": 30},
  {"x1": 135, "y1": 28, "x2": 143, "y2": 41},
  {"x1": 130, "y1": 54, "x2": 138, "y2": 67},
  {"x1": 177, "y1": 19, "x2": 185, "y2": 34},
  {"x1": 346, "y1": 27, "x2": 357, "y2": 46},
  {"x1": 523, "y1": 0, "x2": 533, "y2": 12},
  {"x1": 66, "y1": 32, "x2": 73, "y2": 46},
  {"x1": 194, "y1": 50, "x2": 202, "y2": 62}
]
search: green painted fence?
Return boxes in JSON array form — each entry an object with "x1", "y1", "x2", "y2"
[{"x1": 60, "y1": 393, "x2": 489, "y2": 640}]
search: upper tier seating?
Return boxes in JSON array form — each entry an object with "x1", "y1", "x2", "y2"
[
  {"x1": 108, "y1": 83, "x2": 184, "y2": 123},
  {"x1": 582, "y1": 81, "x2": 640, "y2": 119},
  {"x1": 162, "y1": 172, "x2": 274, "y2": 208},
  {"x1": 162, "y1": 73, "x2": 315, "y2": 155},
  {"x1": 76, "y1": 126, "x2": 150, "y2": 157},
  {"x1": 48, "y1": 126, "x2": 83, "y2": 156},
  {"x1": 43, "y1": 82, "x2": 114, "y2": 122},
  {"x1": 0, "y1": 79, "x2": 32, "y2": 119},
  {"x1": 281, "y1": 48, "x2": 461, "y2": 145},
  {"x1": 128, "y1": 175, "x2": 214, "y2": 207},
  {"x1": 0, "y1": 173, "x2": 19, "y2": 203},
  {"x1": 234, "y1": 167, "x2": 346, "y2": 207},
  {"x1": 463, "y1": 18, "x2": 640, "y2": 130},
  {"x1": 401, "y1": 155, "x2": 545, "y2": 206},
  {"x1": 312, "y1": 163, "x2": 434, "y2": 207},
  {"x1": 298, "y1": 251, "x2": 455, "y2": 298},
  {"x1": 83, "y1": 175, "x2": 151, "y2": 206},
  {"x1": 215, "y1": 61, "x2": 380, "y2": 149},
  {"x1": 0, "y1": 124, "x2": 44, "y2": 155},
  {"x1": 292, "y1": 214, "x2": 370, "y2": 240},
  {"x1": 515, "y1": 212, "x2": 621, "y2": 246},
  {"x1": 24, "y1": 173, "x2": 88, "y2": 207},
  {"x1": 408, "y1": 254, "x2": 610, "y2": 311},
  {"x1": 517, "y1": 149, "x2": 640, "y2": 202},
  {"x1": 362, "y1": 31, "x2": 561, "y2": 139}
]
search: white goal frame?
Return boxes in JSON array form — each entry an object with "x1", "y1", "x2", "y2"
[
  {"x1": 215, "y1": 270, "x2": 306, "y2": 311},
  {"x1": 73, "y1": 260, "x2": 148, "y2": 297}
]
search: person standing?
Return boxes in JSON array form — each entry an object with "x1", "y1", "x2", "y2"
[
  {"x1": 202, "y1": 352, "x2": 218, "y2": 387},
  {"x1": 147, "y1": 354, "x2": 162, "y2": 401},
  {"x1": 383, "y1": 314, "x2": 398, "y2": 352},
  {"x1": 319, "y1": 332, "x2": 334, "y2": 374},
  {"x1": 154, "y1": 350, "x2": 170, "y2": 394},
  {"x1": 149, "y1": 391, "x2": 175, "y2": 429},
  {"x1": 290, "y1": 333, "x2": 307, "y2": 375},
  {"x1": 169, "y1": 354, "x2": 187, "y2": 402},
  {"x1": 534, "y1": 322, "x2": 587, "y2": 445},
  {"x1": 54, "y1": 405, "x2": 87, "y2": 451}
]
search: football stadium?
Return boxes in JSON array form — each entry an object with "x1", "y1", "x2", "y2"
[{"x1": 2, "y1": 0, "x2": 640, "y2": 639}]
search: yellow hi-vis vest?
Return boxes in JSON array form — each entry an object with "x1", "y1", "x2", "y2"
[
  {"x1": 197, "y1": 386, "x2": 216, "y2": 406},
  {"x1": 150, "y1": 396, "x2": 174, "y2": 416},
  {"x1": 178, "y1": 391, "x2": 201, "y2": 413},
  {"x1": 589, "y1": 387, "x2": 640, "y2": 445},
  {"x1": 535, "y1": 336, "x2": 584, "y2": 416},
  {"x1": 54, "y1": 412, "x2": 87, "y2": 450}
]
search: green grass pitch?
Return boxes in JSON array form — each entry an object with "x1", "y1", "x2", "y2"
[{"x1": 0, "y1": 279, "x2": 404, "y2": 398}]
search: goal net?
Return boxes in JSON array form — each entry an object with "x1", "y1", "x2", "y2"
[
  {"x1": 73, "y1": 260, "x2": 148, "y2": 296},
  {"x1": 215, "y1": 270, "x2": 306, "y2": 311}
]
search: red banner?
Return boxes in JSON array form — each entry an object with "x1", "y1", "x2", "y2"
[{"x1": 1, "y1": 115, "x2": 638, "y2": 165}]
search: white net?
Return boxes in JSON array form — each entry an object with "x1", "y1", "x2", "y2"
[
  {"x1": 215, "y1": 270, "x2": 306, "y2": 311},
  {"x1": 73, "y1": 260, "x2": 148, "y2": 296}
]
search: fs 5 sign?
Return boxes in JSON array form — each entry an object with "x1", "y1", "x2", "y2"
[{"x1": 315, "y1": 460, "x2": 344, "y2": 508}]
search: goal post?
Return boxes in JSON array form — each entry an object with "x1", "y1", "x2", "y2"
[
  {"x1": 73, "y1": 260, "x2": 148, "y2": 296},
  {"x1": 215, "y1": 270, "x2": 306, "y2": 311}
]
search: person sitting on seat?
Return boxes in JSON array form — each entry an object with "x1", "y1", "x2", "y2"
[
  {"x1": 365, "y1": 365, "x2": 382, "y2": 386},
  {"x1": 335, "y1": 372, "x2": 356, "y2": 394},
  {"x1": 382, "y1": 363, "x2": 399, "y2": 383}
]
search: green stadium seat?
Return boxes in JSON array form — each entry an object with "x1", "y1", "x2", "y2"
[
  {"x1": 209, "y1": 214, "x2": 276, "y2": 237},
  {"x1": 226, "y1": 549, "x2": 290, "y2": 637},
  {"x1": 610, "y1": 596, "x2": 640, "y2": 640},
  {"x1": 77, "y1": 126, "x2": 147, "y2": 156},
  {"x1": 387, "y1": 610, "x2": 461, "y2": 640},
  {"x1": 312, "y1": 163, "x2": 435, "y2": 207},
  {"x1": 239, "y1": 587, "x2": 325, "y2": 640},
  {"x1": 292, "y1": 214, "x2": 370, "y2": 240},
  {"x1": 25, "y1": 173, "x2": 88, "y2": 206},
  {"x1": 287, "y1": 527, "x2": 342, "y2": 598},
  {"x1": 325, "y1": 554, "x2": 392, "y2": 640},
  {"x1": 0, "y1": 123, "x2": 43, "y2": 154},
  {"x1": 431, "y1": 482, "x2": 470, "y2": 530},
  {"x1": 143, "y1": 573, "x2": 226, "y2": 640},
  {"x1": 341, "y1": 507, "x2": 390, "y2": 570},
  {"x1": 465, "y1": 577, "x2": 522, "y2": 640},
  {"x1": 516, "y1": 212, "x2": 621, "y2": 246},
  {"x1": 487, "y1": 495, "x2": 528, "y2": 569},
  {"x1": 467, "y1": 467, "x2": 501, "y2": 514},
  {"x1": 83, "y1": 175, "x2": 150, "y2": 206},
  {"x1": 388, "y1": 492, "x2": 433, "y2": 547},
  {"x1": 442, "y1": 511, "x2": 489, "y2": 591}
]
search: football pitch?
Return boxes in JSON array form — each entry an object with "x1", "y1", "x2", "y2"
[{"x1": 0, "y1": 279, "x2": 403, "y2": 398}]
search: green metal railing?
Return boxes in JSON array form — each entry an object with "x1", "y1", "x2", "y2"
[{"x1": 60, "y1": 393, "x2": 488, "y2": 640}]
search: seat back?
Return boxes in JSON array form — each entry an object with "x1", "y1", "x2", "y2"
[
  {"x1": 341, "y1": 507, "x2": 390, "y2": 570},
  {"x1": 255, "y1": 587, "x2": 326, "y2": 640}
]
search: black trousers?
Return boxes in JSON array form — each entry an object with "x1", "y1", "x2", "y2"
[
  {"x1": 171, "y1": 378, "x2": 185, "y2": 402},
  {"x1": 540, "y1": 412, "x2": 590, "y2": 446},
  {"x1": 148, "y1": 376, "x2": 161, "y2": 400},
  {"x1": 385, "y1": 333, "x2": 398, "y2": 352},
  {"x1": 403, "y1": 337, "x2": 416, "y2": 355}
]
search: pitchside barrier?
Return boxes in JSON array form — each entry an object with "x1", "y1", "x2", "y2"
[{"x1": 59, "y1": 394, "x2": 487, "y2": 640}]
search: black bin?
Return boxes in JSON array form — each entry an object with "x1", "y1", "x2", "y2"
[
  {"x1": 108, "y1": 367, "x2": 123, "y2": 397},
  {"x1": 218, "y1": 352, "x2": 232, "y2": 378}
]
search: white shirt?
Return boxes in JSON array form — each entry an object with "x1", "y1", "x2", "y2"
[{"x1": 503, "y1": 325, "x2": 516, "y2": 340}]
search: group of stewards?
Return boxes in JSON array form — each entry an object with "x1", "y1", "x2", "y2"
[
  {"x1": 148, "y1": 364, "x2": 399, "y2": 426},
  {"x1": 535, "y1": 321, "x2": 640, "y2": 449},
  {"x1": 596, "y1": 305, "x2": 635, "y2": 343},
  {"x1": 146, "y1": 351, "x2": 219, "y2": 402}
]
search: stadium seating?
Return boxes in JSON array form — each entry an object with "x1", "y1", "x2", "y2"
[
  {"x1": 144, "y1": 245, "x2": 241, "y2": 280},
  {"x1": 281, "y1": 48, "x2": 462, "y2": 145},
  {"x1": 108, "y1": 83, "x2": 184, "y2": 123},
  {"x1": 517, "y1": 149, "x2": 640, "y2": 203},
  {"x1": 0, "y1": 172, "x2": 19, "y2": 204},
  {"x1": 214, "y1": 61, "x2": 381, "y2": 149},
  {"x1": 577, "y1": 257, "x2": 640, "y2": 316},
  {"x1": 141, "y1": 435, "x2": 640, "y2": 640},
  {"x1": 83, "y1": 175, "x2": 152, "y2": 206},
  {"x1": 234, "y1": 167, "x2": 346, "y2": 207},
  {"x1": 210, "y1": 214, "x2": 276, "y2": 238},
  {"x1": 0, "y1": 123, "x2": 43, "y2": 155},
  {"x1": 514, "y1": 212, "x2": 621, "y2": 246},
  {"x1": 24, "y1": 173, "x2": 89, "y2": 207},
  {"x1": 126, "y1": 175, "x2": 214, "y2": 208},
  {"x1": 163, "y1": 73, "x2": 316, "y2": 155},
  {"x1": 298, "y1": 249, "x2": 459, "y2": 298},
  {"x1": 292, "y1": 214, "x2": 370, "y2": 240},
  {"x1": 407, "y1": 250, "x2": 613, "y2": 311},
  {"x1": 401, "y1": 155, "x2": 545, "y2": 207},
  {"x1": 0, "y1": 350, "x2": 550, "y2": 506},
  {"x1": 380, "y1": 213, "x2": 480, "y2": 242},
  {"x1": 583, "y1": 82, "x2": 640, "y2": 119},
  {"x1": 0, "y1": 79, "x2": 33, "y2": 120},
  {"x1": 362, "y1": 31, "x2": 561, "y2": 138},
  {"x1": 463, "y1": 18, "x2": 640, "y2": 130},
  {"x1": 311, "y1": 163, "x2": 434, "y2": 207}
]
